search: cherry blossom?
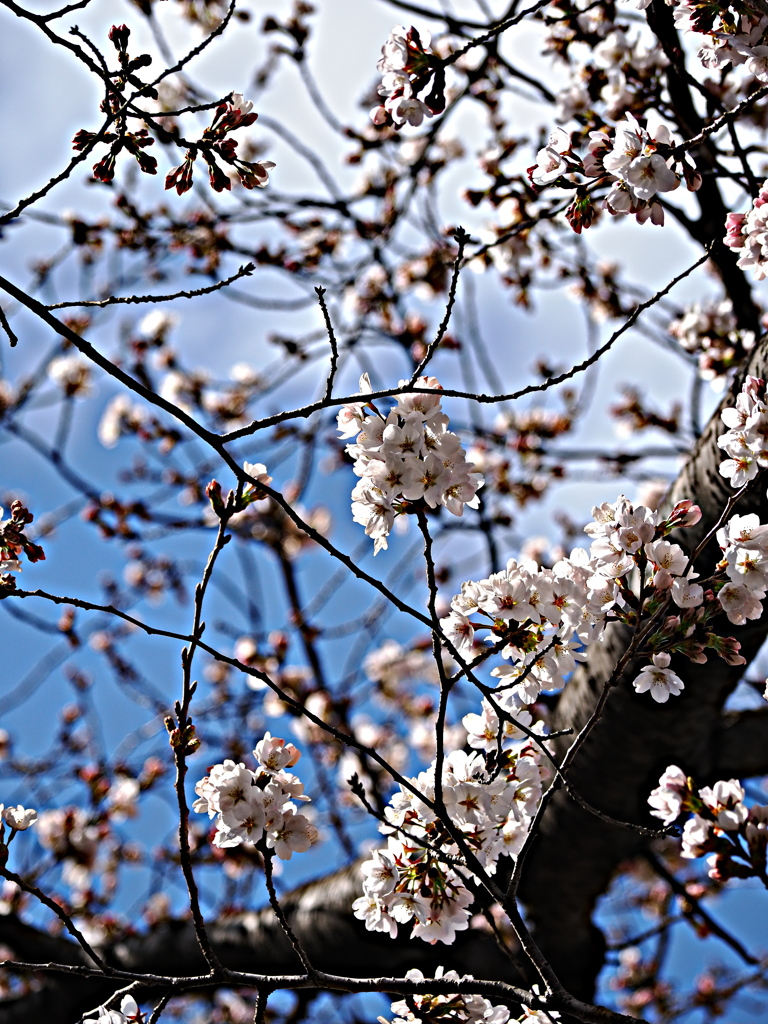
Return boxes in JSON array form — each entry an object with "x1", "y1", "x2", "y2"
[
  {"x1": 356, "y1": 745, "x2": 546, "y2": 944},
  {"x1": 372, "y1": 26, "x2": 443, "y2": 130},
  {"x1": 1, "y1": 804, "x2": 37, "y2": 831},
  {"x1": 194, "y1": 736, "x2": 317, "y2": 859},
  {"x1": 340, "y1": 376, "x2": 483, "y2": 554},
  {"x1": 633, "y1": 652, "x2": 684, "y2": 703}
]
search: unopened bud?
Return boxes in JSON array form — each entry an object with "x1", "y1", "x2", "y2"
[{"x1": 109, "y1": 24, "x2": 130, "y2": 51}]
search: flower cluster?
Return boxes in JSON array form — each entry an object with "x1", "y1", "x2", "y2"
[
  {"x1": 717, "y1": 375, "x2": 768, "y2": 488},
  {"x1": 36, "y1": 806, "x2": 106, "y2": 891},
  {"x1": 193, "y1": 733, "x2": 318, "y2": 860},
  {"x1": 165, "y1": 93, "x2": 274, "y2": 195},
  {"x1": 668, "y1": 299, "x2": 756, "y2": 389},
  {"x1": 715, "y1": 512, "x2": 768, "y2": 626},
  {"x1": 529, "y1": 115, "x2": 700, "y2": 230},
  {"x1": 339, "y1": 375, "x2": 484, "y2": 554},
  {"x1": 649, "y1": 765, "x2": 768, "y2": 883},
  {"x1": 442, "y1": 495, "x2": 703, "y2": 704},
  {"x1": 670, "y1": 3, "x2": 768, "y2": 84},
  {"x1": 724, "y1": 180, "x2": 768, "y2": 281},
  {"x1": 371, "y1": 25, "x2": 445, "y2": 129},
  {"x1": 354, "y1": 745, "x2": 545, "y2": 944},
  {"x1": 380, "y1": 967, "x2": 511, "y2": 1024},
  {"x1": 441, "y1": 493, "x2": 765, "y2": 702}
]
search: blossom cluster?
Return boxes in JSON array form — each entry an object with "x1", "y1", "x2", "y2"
[
  {"x1": 554, "y1": 23, "x2": 668, "y2": 123},
  {"x1": 354, "y1": 745, "x2": 545, "y2": 944},
  {"x1": 339, "y1": 375, "x2": 484, "y2": 554},
  {"x1": 669, "y1": 3, "x2": 768, "y2": 85},
  {"x1": 668, "y1": 298, "x2": 756, "y2": 389},
  {"x1": 441, "y1": 489, "x2": 768, "y2": 701},
  {"x1": 717, "y1": 375, "x2": 768, "y2": 488},
  {"x1": 442, "y1": 495, "x2": 707, "y2": 704},
  {"x1": 530, "y1": 115, "x2": 700, "y2": 229},
  {"x1": 36, "y1": 806, "x2": 105, "y2": 892},
  {"x1": 649, "y1": 766, "x2": 768, "y2": 883},
  {"x1": 380, "y1": 967, "x2": 512, "y2": 1024},
  {"x1": 193, "y1": 733, "x2": 318, "y2": 860},
  {"x1": 724, "y1": 180, "x2": 768, "y2": 281},
  {"x1": 714, "y1": 511, "x2": 768, "y2": 626},
  {"x1": 371, "y1": 26, "x2": 444, "y2": 129}
]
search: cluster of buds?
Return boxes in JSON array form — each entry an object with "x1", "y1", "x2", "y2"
[
  {"x1": 724, "y1": 181, "x2": 768, "y2": 281},
  {"x1": 339, "y1": 375, "x2": 484, "y2": 555},
  {"x1": 649, "y1": 766, "x2": 768, "y2": 884},
  {"x1": 72, "y1": 126, "x2": 156, "y2": 183},
  {"x1": 353, "y1": 745, "x2": 545, "y2": 944},
  {"x1": 165, "y1": 93, "x2": 274, "y2": 195},
  {"x1": 194, "y1": 734, "x2": 318, "y2": 860},
  {"x1": 71, "y1": 24, "x2": 158, "y2": 183},
  {"x1": 0, "y1": 501, "x2": 45, "y2": 589},
  {"x1": 529, "y1": 115, "x2": 700, "y2": 231},
  {"x1": 371, "y1": 26, "x2": 445, "y2": 129},
  {"x1": 380, "y1": 967, "x2": 513, "y2": 1024}
]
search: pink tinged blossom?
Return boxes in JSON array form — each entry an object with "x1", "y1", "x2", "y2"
[
  {"x1": 624, "y1": 153, "x2": 679, "y2": 201},
  {"x1": 719, "y1": 453, "x2": 759, "y2": 487},
  {"x1": 254, "y1": 732, "x2": 301, "y2": 773},
  {"x1": 386, "y1": 93, "x2": 430, "y2": 128},
  {"x1": 671, "y1": 578, "x2": 704, "y2": 608},
  {"x1": 699, "y1": 779, "x2": 748, "y2": 830},
  {"x1": 725, "y1": 545, "x2": 768, "y2": 591},
  {"x1": 633, "y1": 652, "x2": 684, "y2": 703},
  {"x1": 646, "y1": 540, "x2": 687, "y2": 576},
  {"x1": 529, "y1": 129, "x2": 572, "y2": 187},
  {"x1": 440, "y1": 610, "x2": 474, "y2": 650},
  {"x1": 267, "y1": 810, "x2": 317, "y2": 859},
  {"x1": 717, "y1": 512, "x2": 768, "y2": 549},
  {"x1": 352, "y1": 894, "x2": 398, "y2": 938},
  {"x1": 603, "y1": 116, "x2": 644, "y2": 173},
  {"x1": 717, "y1": 581, "x2": 764, "y2": 624},
  {"x1": 361, "y1": 849, "x2": 400, "y2": 896},
  {"x1": 724, "y1": 211, "x2": 747, "y2": 250},
  {"x1": 389, "y1": 890, "x2": 430, "y2": 923},
  {"x1": 400, "y1": 453, "x2": 449, "y2": 506},
  {"x1": 648, "y1": 765, "x2": 687, "y2": 825},
  {"x1": 219, "y1": 791, "x2": 266, "y2": 844}
]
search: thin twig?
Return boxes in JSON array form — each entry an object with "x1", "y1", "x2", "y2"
[
  {"x1": 316, "y1": 286, "x2": 339, "y2": 402},
  {"x1": 409, "y1": 228, "x2": 468, "y2": 382},
  {"x1": 45, "y1": 263, "x2": 255, "y2": 309}
]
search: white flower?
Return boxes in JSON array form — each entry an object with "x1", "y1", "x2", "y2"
[
  {"x1": 681, "y1": 814, "x2": 712, "y2": 859},
  {"x1": 2, "y1": 804, "x2": 37, "y2": 830},
  {"x1": 267, "y1": 810, "x2": 317, "y2": 860},
  {"x1": 633, "y1": 652, "x2": 684, "y2": 703}
]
